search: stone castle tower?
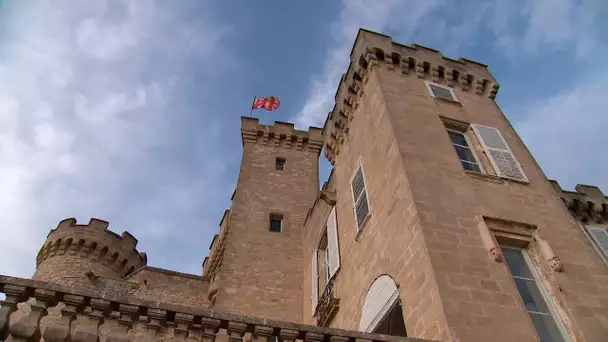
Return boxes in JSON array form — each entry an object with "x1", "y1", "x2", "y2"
[{"x1": 1, "y1": 29, "x2": 607, "y2": 342}]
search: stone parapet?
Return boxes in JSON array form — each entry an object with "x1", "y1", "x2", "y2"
[
  {"x1": 551, "y1": 180, "x2": 608, "y2": 223},
  {"x1": 0, "y1": 275, "x2": 429, "y2": 342},
  {"x1": 323, "y1": 29, "x2": 499, "y2": 165},
  {"x1": 34, "y1": 218, "x2": 147, "y2": 283},
  {"x1": 241, "y1": 117, "x2": 323, "y2": 154}
]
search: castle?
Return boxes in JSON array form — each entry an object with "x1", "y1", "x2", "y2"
[{"x1": 1, "y1": 29, "x2": 607, "y2": 342}]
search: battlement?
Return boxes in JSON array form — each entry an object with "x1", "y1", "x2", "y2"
[
  {"x1": 35, "y1": 218, "x2": 147, "y2": 280},
  {"x1": 241, "y1": 117, "x2": 323, "y2": 154},
  {"x1": 323, "y1": 28, "x2": 499, "y2": 165},
  {"x1": 551, "y1": 181, "x2": 608, "y2": 224}
]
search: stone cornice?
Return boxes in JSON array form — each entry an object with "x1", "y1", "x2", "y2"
[
  {"x1": 551, "y1": 180, "x2": 608, "y2": 223},
  {"x1": 323, "y1": 29, "x2": 499, "y2": 165}
]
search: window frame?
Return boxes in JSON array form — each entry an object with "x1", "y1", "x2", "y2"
[
  {"x1": 582, "y1": 223, "x2": 608, "y2": 265},
  {"x1": 446, "y1": 128, "x2": 486, "y2": 174},
  {"x1": 501, "y1": 245, "x2": 570, "y2": 341},
  {"x1": 424, "y1": 80, "x2": 458, "y2": 102},
  {"x1": 350, "y1": 162, "x2": 372, "y2": 232},
  {"x1": 268, "y1": 214, "x2": 283, "y2": 233}
]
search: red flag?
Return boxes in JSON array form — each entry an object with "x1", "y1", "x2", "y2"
[{"x1": 252, "y1": 96, "x2": 280, "y2": 111}]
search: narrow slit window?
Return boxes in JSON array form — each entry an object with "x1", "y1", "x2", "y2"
[
  {"x1": 276, "y1": 157, "x2": 285, "y2": 170},
  {"x1": 269, "y1": 214, "x2": 283, "y2": 232}
]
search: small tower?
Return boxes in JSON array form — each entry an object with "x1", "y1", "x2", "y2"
[
  {"x1": 34, "y1": 218, "x2": 147, "y2": 287},
  {"x1": 206, "y1": 117, "x2": 323, "y2": 323}
]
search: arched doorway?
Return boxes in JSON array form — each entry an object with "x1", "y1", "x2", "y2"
[{"x1": 359, "y1": 275, "x2": 407, "y2": 336}]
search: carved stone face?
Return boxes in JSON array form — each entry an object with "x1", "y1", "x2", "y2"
[
  {"x1": 489, "y1": 247, "x2": 503, "y2": 262},
  {"x1": 548, "y1": 257, "x2": 563, "y2": 272}
]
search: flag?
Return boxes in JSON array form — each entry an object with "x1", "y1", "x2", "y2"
[{"x1": 252, "y1": 96, "x2": 280, "y2": 111}]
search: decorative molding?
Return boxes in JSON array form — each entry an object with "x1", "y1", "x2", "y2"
[{"x1": 551, "y1": 180, "x2": 608, "y2": 224}]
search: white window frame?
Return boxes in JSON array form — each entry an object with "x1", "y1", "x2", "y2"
[
  {"x1": 582, "y1": 223, "x2": 608, "y2": 265},
  {"x1": 446, "y1": 128, "x2": 486, "y2": 174},
  {"x1": 424, "y1": 81, "x2": 458, "y2": 102},
  {"x1": 350, "y1": 161, "x2": 372, "y2": 232},
  {"x1": 502, "y1": 246, "x2": 571, "y2": 341}
]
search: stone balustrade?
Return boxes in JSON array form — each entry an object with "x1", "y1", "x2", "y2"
[{"x1": 0, "y1": 275, "x2": 429, "y2": 342}]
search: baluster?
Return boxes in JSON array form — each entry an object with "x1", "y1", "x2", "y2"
[
  {"x1": 0, "y1": 284, "x2": 26, "y2": 340},
  {"x1": 279, "y1": 329, "x2": 299, "y2": 342},
  {"x1": 173, "y1": 313, "x2": 193, "y2": 341},
  {"x1": 43, "y1": 294, "x2": 85, "y2": 342},
  {"x1": 330, "y1": 336, "x2": 349, "y2": 342},
  {"x1": 201, "y1": 318, "x2": 220, "y2": 342},
  {"x1": 304, "y1": 332, "x2": 324, "y2": 342},
  {"x1": 107, "y1": 304, "x2": 138, "y2": 342},
  {"x1": 72, "y1": 298, "x2": 110, "y2": 342},
  {"x1": 253, "y1": 325, "x2": 273, "y2": 342},
  {"x1": 10, "y1": 288, "x2": 56, "y2": 342},
  {"x1": 146, "y1": 308, "x2": 167, "y2": 338},
  {"x1": 227, "y1": 322, "x2": 247, "y2": 342}
]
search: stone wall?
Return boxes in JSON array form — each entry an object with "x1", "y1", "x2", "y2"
[{"x1": 212, "y1": 118, "x2": 323, "y2": 324}]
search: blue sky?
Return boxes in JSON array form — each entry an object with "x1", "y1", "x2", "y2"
[{"x1": 0, "y1": 0, "x2": 606, "y2": 278}]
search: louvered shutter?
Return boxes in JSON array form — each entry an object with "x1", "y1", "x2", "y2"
[
  {"x1": 471, "y1": 125, "x2": 528, "y2": 182},
  {"x1": 326, "y1": 206, "x2": 340, "y2": 278},
  {"x1": 351, "y1": 165, "x2": 370, "y2": 229},
  {"x1": 586, "y1": 225, "x2": 608, "y2": 257},
  {"x1": 312, "y1": 250, "x2": 318, "y2": 315}
]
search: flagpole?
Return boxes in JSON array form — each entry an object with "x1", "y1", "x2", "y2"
[{"x1": 249, "y1": 96, "x2": 256, "y2": 117}]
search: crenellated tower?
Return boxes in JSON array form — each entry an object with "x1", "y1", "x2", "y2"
[
  {"x1": 34, "y1": 218, "x2": 147, "y2": 287},
  {"x1": 203, "y1": 117, "x2": 323, "y2": 323}
]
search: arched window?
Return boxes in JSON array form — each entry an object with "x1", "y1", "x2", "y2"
[{"x1": 359, "y1": 275, "x2": 407, "y2": 337}]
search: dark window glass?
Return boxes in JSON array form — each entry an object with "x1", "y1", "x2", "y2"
[
  {"x1": 500, "y1": 246, "x2": 565, "y2": 342},
  {"x1": 373, "y1": 302, "x2": 407, "y2": 337},
  {"x1": 276, "y1": 157, "x2": 285, "y2": 170},
  {"x1": 429, "y1": 84, "x2": 455, "y2": 101},
  {"x1": 501, "y1": 248, "x2": 534, "y2": 279},
  {"x1": 529, "y1": 313, "x2": 566, "y2": 342},
  {"x1": 269, "y1": 215, "x2": 282, "y2": 232},
  {"x1": 447, "y1": 130, "x2": 481, "y2": 173}
]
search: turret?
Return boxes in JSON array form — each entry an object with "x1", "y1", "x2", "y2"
[{"x1": 33, "y1": 218, "x2": 147, "y2": 287}]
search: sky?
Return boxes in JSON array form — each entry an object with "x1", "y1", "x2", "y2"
[{"x1": 0, "y1": 0, "x2": 607, "y2": 278}]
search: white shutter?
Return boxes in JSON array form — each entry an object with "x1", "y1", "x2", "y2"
[
  {"x1": 586, "y1": 225, "x2": 608, "y2": 257},
  {"x1": 351, "y1": 165, "x2": 370, "y2": 229},
  {"x1": 326, "y1": 206, "x2": 340, "y2": 279},
  {"x1": 471, "y1": 124, "x2": 528, "y2": 182},
  {"x1": 312, "y1": 250, "x2": 318, "y2": 315},
  {"x1": 359, "y1": 275, "x2": 400, "y2": 332}
]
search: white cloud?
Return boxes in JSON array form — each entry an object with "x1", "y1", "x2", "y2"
[
  {"x1": 293, "y1": 0, "x2": 606, "y2": 129},
  {"x1": 292, "y1": 0, "x2": 442, "y2": 129},
  {"x1": 0, "y1": 0, "x2": 232, "y2": 277},
  {"x1": 514, "y1": 72, "x2": 608, "y2": 192}
]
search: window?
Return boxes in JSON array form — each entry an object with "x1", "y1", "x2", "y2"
[
  {"x1": 471, "y1": 124, "x2": 528, "y2": 182},
  {"x1": 372, "y1": 301, "x2": 407, "y2": 337},
  {"x1": 501, "y1": 246, "x2": 568, "y2": 342},
  {"x1": 447, "y1": 129, "x2": 483, "y2": 173},
  {"x1": 312, "y1": 207, "x2": 340, "y2": 314},
  {"x1": 583, "y1": 224, "x2": 608, "y2": 263},
  {"x1": 275, "y1": 157, "x2": 285, "y2": 170},
  {"x1": 269, "y1": 214, "x2": 283, "y2": 232},
  {"x1": 425, "y1": 81, "x2": 457, "y2": 101},
  {"x1": 351, "y1": 165, "x2": 370, "y2": 229}
]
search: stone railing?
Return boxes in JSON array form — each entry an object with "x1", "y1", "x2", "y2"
[
  {"x1": 0, "y1": 275, "x2": 430, "y2": 342},
  {"x1": 314, "y1": 280, "x2": 340, "y2": 327}
]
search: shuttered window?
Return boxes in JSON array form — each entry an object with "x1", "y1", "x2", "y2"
[
  {"x1": 351, "y1": 165, "x2": 370, "y2": 229},
  {"x1": 326, "y1": 206, "x2": 340, "y2": 278},
  {"x1": 471, "y1": 124, "x2": 528, "y2": 182},
  {"x1": 312, "y1": 250, "x2": 318, "y2": 314},
  {"x1": 585, "y1": 225, "x2": 608, "y2": 261}
]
